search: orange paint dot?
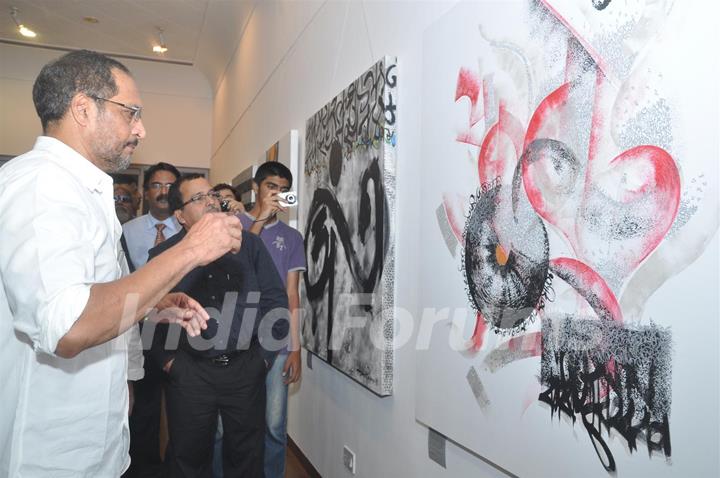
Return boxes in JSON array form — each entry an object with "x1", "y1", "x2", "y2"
[{"x1": 495, "y1": 244, "x2": 509, "y2": 266}]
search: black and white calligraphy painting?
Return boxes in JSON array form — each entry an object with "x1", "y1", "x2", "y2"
[{"x1": 301, "y1": 56, "x2": 397, "y2": 396}]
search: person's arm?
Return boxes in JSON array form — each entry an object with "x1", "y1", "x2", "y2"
[
  {"x1": 283, "y1": 270, "x2": 302, "y2": 383},
  {"x1": 56, "y1": 213, "x2": 242, "y2": 358},
  {"x1": 248, "y1": 191, "x2": 287, "y2": 235}
]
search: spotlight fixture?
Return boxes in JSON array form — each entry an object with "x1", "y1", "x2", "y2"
[
  {"x1": 10, "y1": 7, "x2": 37, "y2": 38},
  {"x1": 152, "y1": 27, "x2": 168, "y2": 54}
]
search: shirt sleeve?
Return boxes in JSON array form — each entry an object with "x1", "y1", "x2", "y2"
[
  {"x1": 125, "y1": 324, "x2": 145, "y2": 381},
  {"x1": 287, "y1": 229, "x2": 307, "y2": 272},
  {"x1": 0, "y1": 167, "x2": 95, "y2": 356}
]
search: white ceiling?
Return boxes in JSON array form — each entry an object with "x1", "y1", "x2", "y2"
[{"x1": 0, "y1": 0, "x2": 256, "y2": 90}]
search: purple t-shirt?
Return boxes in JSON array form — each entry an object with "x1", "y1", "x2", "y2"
[{"x1": 239, "y1": 212, "x2": 306, "y2": 285}]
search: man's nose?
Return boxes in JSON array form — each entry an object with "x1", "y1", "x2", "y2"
[{"x1": 133, "y1": 118, "x2": 147, "y2": 139}]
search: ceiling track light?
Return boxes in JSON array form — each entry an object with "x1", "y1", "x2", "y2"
[
  {"x1": 10, "y1": 7, "x2": 37, "y2": 38},
  {"x1": 152, "y1": 27, "x2": 168, "y2": 54}
]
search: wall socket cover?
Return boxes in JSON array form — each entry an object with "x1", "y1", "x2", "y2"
[{"x1": 343, "y1": 446, "x2": 356, "y2": 474}]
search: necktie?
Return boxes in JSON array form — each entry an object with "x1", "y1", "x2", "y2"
[{"x1": 154, "y1": 223, "x2": 166, "y2": 246}]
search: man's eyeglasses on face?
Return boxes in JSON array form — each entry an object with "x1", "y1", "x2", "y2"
[
  {"x1": 89, "y1": 95, "x2": 142, "y2": 123},
  {"x1": 114, "y1": 194, "x2": 132, "y2": 203},
  {"x1": 181, "y1": 191, "x2": 222, "y2": 209},
  {"x1": 148, "y1": 182, "x2": 174, "y2": 191}
]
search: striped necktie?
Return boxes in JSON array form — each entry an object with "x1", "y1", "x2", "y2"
[{"x1": 154, "y1": 223, "x2": 166, "y2": 246}]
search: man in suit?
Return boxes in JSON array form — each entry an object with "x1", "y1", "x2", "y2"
[{"x1": 150, "y1": 173, "x2": 289, "y2": 477}]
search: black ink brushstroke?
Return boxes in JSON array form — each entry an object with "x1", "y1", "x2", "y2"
[
  {"x1": 592, "y1": 0, "x2": 612, "y2": 11},
  {"x1": 303, "y1": 159, "x2": 386, "y2": 356},
  {"x1": 539, "y1": 317, "x2": 672, "y2": 472}
]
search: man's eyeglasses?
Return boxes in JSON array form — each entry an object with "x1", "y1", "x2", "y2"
[
  {"x1": 89, "y1": 95, "x2": 142, "y2": 123},
  {"x1": 181, "y1": 191, "x2": 222, "y2": 208},
  {"x1": 147, "y1": 182, "x2": 174, "y2": 191},
  {"x1": 114, "y1": 194, "x2": 132, "y2": 203}
]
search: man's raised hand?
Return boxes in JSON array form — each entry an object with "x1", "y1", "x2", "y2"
[
  {"x1": 147, "y1": 292, "x2": 209, "y2": 337},
  {"x1": 184, "y1": 212, "x2": 243, "y2": 264}
]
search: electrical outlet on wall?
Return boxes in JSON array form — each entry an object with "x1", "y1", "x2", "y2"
[{"x1": 343, "y1": 445, "x2": 356, "y2": 475}]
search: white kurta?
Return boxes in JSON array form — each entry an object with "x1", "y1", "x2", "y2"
[{"x1": 0, "y1": 136, "x2": 138, "y2": 477}]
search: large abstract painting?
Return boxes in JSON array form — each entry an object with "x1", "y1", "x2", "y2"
[
  {"x1": 301, "y1": 57, "x2": 397, "y2": 396},
  {"x1": 417, "y1": 1, "x2": 718, "y2": 476}
]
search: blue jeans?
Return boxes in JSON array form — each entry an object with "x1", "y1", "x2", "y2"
[
  {"x1": 264, "y1": 352, "x2": 289, "y2": 478},
  {"x1": 212, "y1": 353, "x2": 288, "y2": 478}
]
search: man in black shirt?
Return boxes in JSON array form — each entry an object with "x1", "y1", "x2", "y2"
[{"x1": 149, "y1": 173, "x2": 289, "y2": 477}]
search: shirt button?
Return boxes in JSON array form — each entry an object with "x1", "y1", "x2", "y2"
[
  {"x1": 211, "y1": 296, "x2": 216, "y2": 300},
  {"x1": 208, "y1": 274, "x2": 213, "y2": 279}
]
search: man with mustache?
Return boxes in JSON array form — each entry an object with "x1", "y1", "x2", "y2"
[
  {"x1": 123, "y1": 162, "x2": 182, "y2": 269},
  {"x1": 0, "y1": 50, "x2": 242, "y2": 476},
  {"x1": 121, "y1": 162, "x2": 182, "y2": 477},
  {"x1": 149, "y1": 174, "x2": 289, "y2": 477}
]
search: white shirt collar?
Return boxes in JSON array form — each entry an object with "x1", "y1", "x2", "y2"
[{"x1": 33, "y1": 136, "x2": 112, "y2": 194}]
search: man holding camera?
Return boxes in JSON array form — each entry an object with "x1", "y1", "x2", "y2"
[{"x1": 241, "y1": 162, "x2": 305, "y2": 478}]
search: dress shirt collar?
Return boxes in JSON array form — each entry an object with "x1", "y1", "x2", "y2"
[
  {"x1": 145, "y1": 212, "x2": 180, "y2": 233},
  {"x1": 33, "y1": 136, "x2": 112, "y2": 194}
]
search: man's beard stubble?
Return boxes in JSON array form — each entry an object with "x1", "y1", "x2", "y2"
[
  {"x1": 92, "y1": 111, "x2": 138, "y2": 172},
  {"x1": 103, "y1": 138, "x2": 137, "y2": 173}
]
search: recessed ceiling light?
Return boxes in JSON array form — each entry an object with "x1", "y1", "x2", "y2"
[
  {"x1": 10, "y1": 7, "x2": 37, "y2": 38},
  {"x1": 83, "y1": 16, "x2": 99, "y2": 24},
  {"x1": 152, "y1": 27, "x2": 168, "y2": 54}
]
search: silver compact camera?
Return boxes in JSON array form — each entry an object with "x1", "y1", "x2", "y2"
[{"x1": 277, "y1": 191, "x2": 298, "y2": 208}]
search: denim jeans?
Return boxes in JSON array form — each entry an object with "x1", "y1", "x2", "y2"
[
  {"x1": 211, "y1": 353, "x2": 288, "y2": 478},
  {"x1": 264, "y1": 352, "x2": 289, "y2": 478}
]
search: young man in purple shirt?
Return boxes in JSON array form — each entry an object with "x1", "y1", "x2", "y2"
[{"x1": 243, "y1": 162, "x2": 305, "y2": 478}]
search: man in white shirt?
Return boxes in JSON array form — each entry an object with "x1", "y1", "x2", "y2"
[
  {"x1": 123, "y1": 162, "x2": 182, "y2": 268},
  {"x1": 0, "y1": 50, "x2": 243, "y2": 477}
]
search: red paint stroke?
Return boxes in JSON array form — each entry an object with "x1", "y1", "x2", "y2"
[
  {"x1": 478, "y1": 105, "x2": 526, "y2": 185},
  {"x1": 601, "y1": 145, "x2": 681, "y2": 267},
  {"x1": 523, "y1": 82, "x2": 571, "y2": 151},
  {"x1": 506, "y1": 331, "x2": 543, "y2": 356},
  {"x1": 455, "y1": 67, "x2": 484, "y2": 146},
  {"x1": 469, "y1": 311, "x2": 488, "y2": 352},
  {"x1": 549, "y1": 257, "x2": 623, "y2": 323},
  {"x1": 442, "y1": 193, "x2": 467, "y2": 246},
  {"x1": 482, "y1": 76, "x2": 492, "y2": 127},
  {"x1": 520, "y1": 76, "x2": 680, "y2": 278},
  {"x1": 586, "y1": 67, "x2": 607, "y2": 168}
]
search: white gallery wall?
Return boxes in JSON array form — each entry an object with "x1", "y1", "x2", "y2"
[
  {"x1": 210, "y1": 1, "x2": 512, "y2": 476},
  {"x1": 211, "y1": 1, "x2": 720, "y2": 477},
  {"x1": 0, "y1": 43, "x2": 213, "y2": 169}
]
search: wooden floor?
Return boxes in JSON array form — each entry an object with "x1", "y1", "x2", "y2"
[{"x1": 285, "y1": 445, "x2": 313, "y2": 478}]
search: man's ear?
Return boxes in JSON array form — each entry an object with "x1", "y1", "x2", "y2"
[
  {"x1": 251, "y1": 180, "x2": 259, "y2": 194},
  {"x1": 69, "y1": 93, "x2": 93, "y2": 127},
  {"x1": 174, "y1": 209, "x2": 185, "y2": 225}
]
